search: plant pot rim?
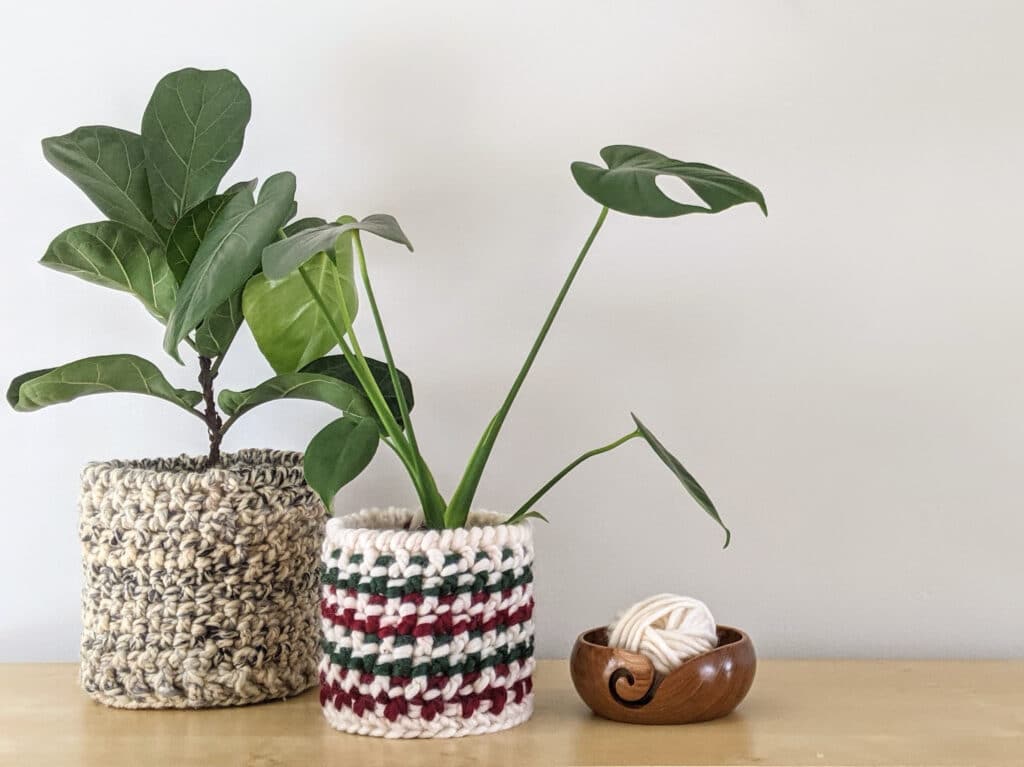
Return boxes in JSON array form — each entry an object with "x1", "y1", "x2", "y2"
[
  {"x1": 81, "y1": 448, "x2": 306, "y2": 489},
  {"x1": 326, "y1": 507, "x2": 533, "y2": 553}
]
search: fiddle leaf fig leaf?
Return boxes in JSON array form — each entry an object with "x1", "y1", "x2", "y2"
[
  {"x1": 262, "y1": 214, "x2": 413, "y2": 280},
  {"x1": 166, "y1": 180, "x2": 257, "y2": 284},
  {"x1": 194, "y1": 291, "x2": 244, "y2": 357},
  {"x1": 7, "y1": 355, "x2": 201, "y2": 414},
  {"x1": 223, "y1": 178, "x2": 259, "y2": 196},
  {"x1": 303, "y1": 415, "x2": 380, "y2": 508},
  {"x1": 301, "y1": 355, "x2": 414, "y2": 428},
  {"x1": 41, "y1": 126, "x2": 163, "y2": 243},
  {"x1": 284, "y1": 200, "x2": 298, "y2": 225},
  {"x1": 631, "y1": 413, "x2": 730, "y2": 547},
  {"x1": 218, "y1": 372, "x2": 374, "y2": 419},
  {"x1": 242, "y1": 250, "x2": 357, "y2": 374},
  {"x1": 165, "y1": 193, "x2": 233, "y2": 284},
  {"x1": 142, "y1": 68, "x2": 251, "y2": 227},
  {"x1": 163, "y1": 171, "x2": 296, "y2": 362},
  {"x1": 571, "y1": 145, "x2": 766, "y2": 219},
  {"x1": 40, "y1": 221, "x2": 176, "y2": 322}
]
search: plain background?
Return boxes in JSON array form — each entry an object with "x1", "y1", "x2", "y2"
[{"x1": 1, "y1": 0, "x2": 1022, "y2": 662}]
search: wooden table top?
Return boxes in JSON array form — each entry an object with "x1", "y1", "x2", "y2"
[{"x1": 1, "y1": 660, "x2": 1022, "y2": 766}]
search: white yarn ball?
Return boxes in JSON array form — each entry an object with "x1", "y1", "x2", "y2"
[{"x1": 607, "y1": 593, "x2": 718, "y2": 674}]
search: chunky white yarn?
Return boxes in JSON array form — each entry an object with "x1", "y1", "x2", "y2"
[
  {"x1": 319, "y1": 508, "x2": 536, "y2": 739},
  {"x1": 607, "y1": 594, "x2": 718, "y2": 674}
]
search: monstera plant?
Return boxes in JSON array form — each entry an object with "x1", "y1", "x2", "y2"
[
  {"x1": 6, "y1": 67, "x2": 406, "y2": 711},
  {"x1": 265, "y1": 145, "x2": 766, "y2": 540},
  {"x1": 274, "y1": 145, "x2": 766, "y2": 739}
]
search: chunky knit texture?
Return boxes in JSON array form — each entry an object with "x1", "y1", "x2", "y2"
[
  {"x1": 79, "y1": 449, "x2": 324, "y2": 709},
  {"x1": 319, "y1": 508, "x2": 535, "y2": 738}
]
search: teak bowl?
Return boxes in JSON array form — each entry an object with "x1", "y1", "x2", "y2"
[{"x1": 569, "y1": 625, "x2": 756, "y2": 725}]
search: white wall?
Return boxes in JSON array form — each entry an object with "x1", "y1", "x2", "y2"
[{"x1": 1, "y1": 0, "x2": 1022, "y2": 661}]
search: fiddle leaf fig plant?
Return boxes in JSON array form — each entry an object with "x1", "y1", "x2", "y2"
[
  {"x1": 263, "y1": 144, "x2": 766, "y2": 543},
  {"x1": 8, "y1": 68, "x2": 406, "y2": 469}
]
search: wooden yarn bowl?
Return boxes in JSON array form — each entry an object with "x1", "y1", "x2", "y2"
[{"x1": 570, "y1": 625, "x2": 756, "y2": 724}]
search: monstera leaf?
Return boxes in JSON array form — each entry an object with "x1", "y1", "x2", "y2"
[
  {"x1": 242, "y1": 250, "x2": 357, "y2": 374},
  {"x1": 571, "y1": 145, "x2": 766, "y2": 218},
  {"x1": 41, "y1": 221, "x2": 176, "y2": 321},
  {"x1": 163, "y1": 172, "x2": 296, "y2": 361},
  {"x1": 142, "y1": 68, "x2": 251, "y2": 227},
  {"x1": 302, "y1": 415, "x2": 380, "y2": 508},
  {"x1": 218, "y1": 373, "x2": 373, "y2": 419},
  {"x1": 262, "y1": 214, "x2": 412, "y2": 280},
  {"x1": 7, "y1": 355, "x2": 201, "y2": 414},
  {"x1": 42, "y1": 126, "x2": 163, "y2": 243},
  {"x1": 631, "y1": 413, "x2": 731, "y2": 547},
  {"x1": 301, "y1": 355, "x2": 414, "y2": 427}
]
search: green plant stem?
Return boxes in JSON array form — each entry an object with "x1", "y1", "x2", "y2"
[
  {"x1": 445, "y1": 206, "x2": 610, "y2": 527},
  {"x1": 508, "y1": 429, "x2": 640, "y2": 522},
  {"x1": 297, "y1": 263, "x2": 435, "y2": 510},
  {"x1": 297, "y1": 264, "x2": 404, "y2": 449},
  {"x1": 353, "y1": 236, "x2": 420, "y2": 463},
  {"x1": 353, "y1": 235, "x2": 446, "y2": 525}
]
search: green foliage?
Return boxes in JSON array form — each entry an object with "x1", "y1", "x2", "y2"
[
  {"x1": 40, "y1": 221, "x2": 176, "y2": 321},
  {"x1": 267, "y1": 144, "x2": 764, "y2": 538},
  {"x1": 194, "y1": 292, "x2": 244, "y2": 357},
  {"x1": 301, "y1": 355, "x2": 414, "y2": 428},
  {"x1": 7, "y1": 355, "x2": 202, "y2": 414},
  {"x1": 165, "y1": 191, "x2": 242, "y2": 283},
  {"x1": 262, "y1": 214, "x2": 412, "y2": 280},
  {"x1": 303, "y1": 416, "x2": 381, "y2": 508},
  {"x1": 243, "y1": 250, "x2": 357, "y2": 374},
  {"x1": 141, "y1": 68, "x2": 251, "y2": 227},
  {"x1": 571, "y1": 145, "x2": 767, "y2": 218},
  {"x1": 218, "y1": 373, "x2": 374, "y2": 420},
  {"x1": 631, "y1": 414, "x2": 730, "y2": 547},
  {"x1": 163, "y1": 172, "x2": 296, "y2": 361},
  {"x1": 14, "y1": 64, "x2": 766, "y2": 541},
  {"x1": 41, "y1": 126, "x2": 164, "y2": 243},
  {"x1": 10, "y1": 69, "x2": 381, "y2": 470}
]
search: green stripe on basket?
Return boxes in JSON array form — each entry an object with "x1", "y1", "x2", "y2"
[
  {"x1": 320, "y1": 636, "x2": 535, "y2": 678},
  {"x1": 322, "y1": 561, "x2": 533, "y2": 599}
]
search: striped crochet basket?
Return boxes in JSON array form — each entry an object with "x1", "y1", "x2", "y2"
[
  {"x1": 319, "y1": 508, "x2": 535, "y2": 738},
  {"x1": 78, "y1": 449, "x2": 325, "y2": 708}
]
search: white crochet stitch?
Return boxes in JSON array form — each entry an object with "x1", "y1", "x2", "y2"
[
  {"x1": 607, "y1": 593, "x2": 718, "y2": 674},
  {"x1": 319, "y1": 508, "x2": 536, "y2": 739}
]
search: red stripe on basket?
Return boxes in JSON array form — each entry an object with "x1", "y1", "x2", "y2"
[
  {"x1": 319, "y1": 672, "x2": 533, "y2": 722},
  {"x1": 321, "y1": 594, "x2": 534, "y2": 639}
]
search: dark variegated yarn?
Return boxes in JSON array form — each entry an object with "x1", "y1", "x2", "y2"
[{"x1": 78, "y1": 449, "x2": 324, "y2": 708}]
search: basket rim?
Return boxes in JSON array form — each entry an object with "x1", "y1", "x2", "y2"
[
  {"x1": 326, "y1": 507, "x2": 533, "y2": 552},
  {"x1": 81, "y1": 448, "x2": 306, "y2": 487}
]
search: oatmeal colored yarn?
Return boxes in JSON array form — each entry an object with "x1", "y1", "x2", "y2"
[
  {"x1": 319, "y1": 508, "x2": 535, "y2": 738},
  {"x1": 607, "y1": 594, "x2": 718, "y2": 674},
  {"x1": 79, "y1": 449, "x2": 325, "y2": 709}
]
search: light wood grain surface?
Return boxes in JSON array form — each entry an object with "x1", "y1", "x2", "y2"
[{"x1": 1, "y1": 660, "x2": 1022, "y2": 766}]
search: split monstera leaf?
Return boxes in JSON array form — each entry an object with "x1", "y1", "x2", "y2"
[{"x1": 8, "y1": 68, "x2": 414, "y2": 470}]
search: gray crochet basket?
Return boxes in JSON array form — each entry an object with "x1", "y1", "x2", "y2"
[{"x1": 78, "y1": 449, "x2": 324, "y2": 708}]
